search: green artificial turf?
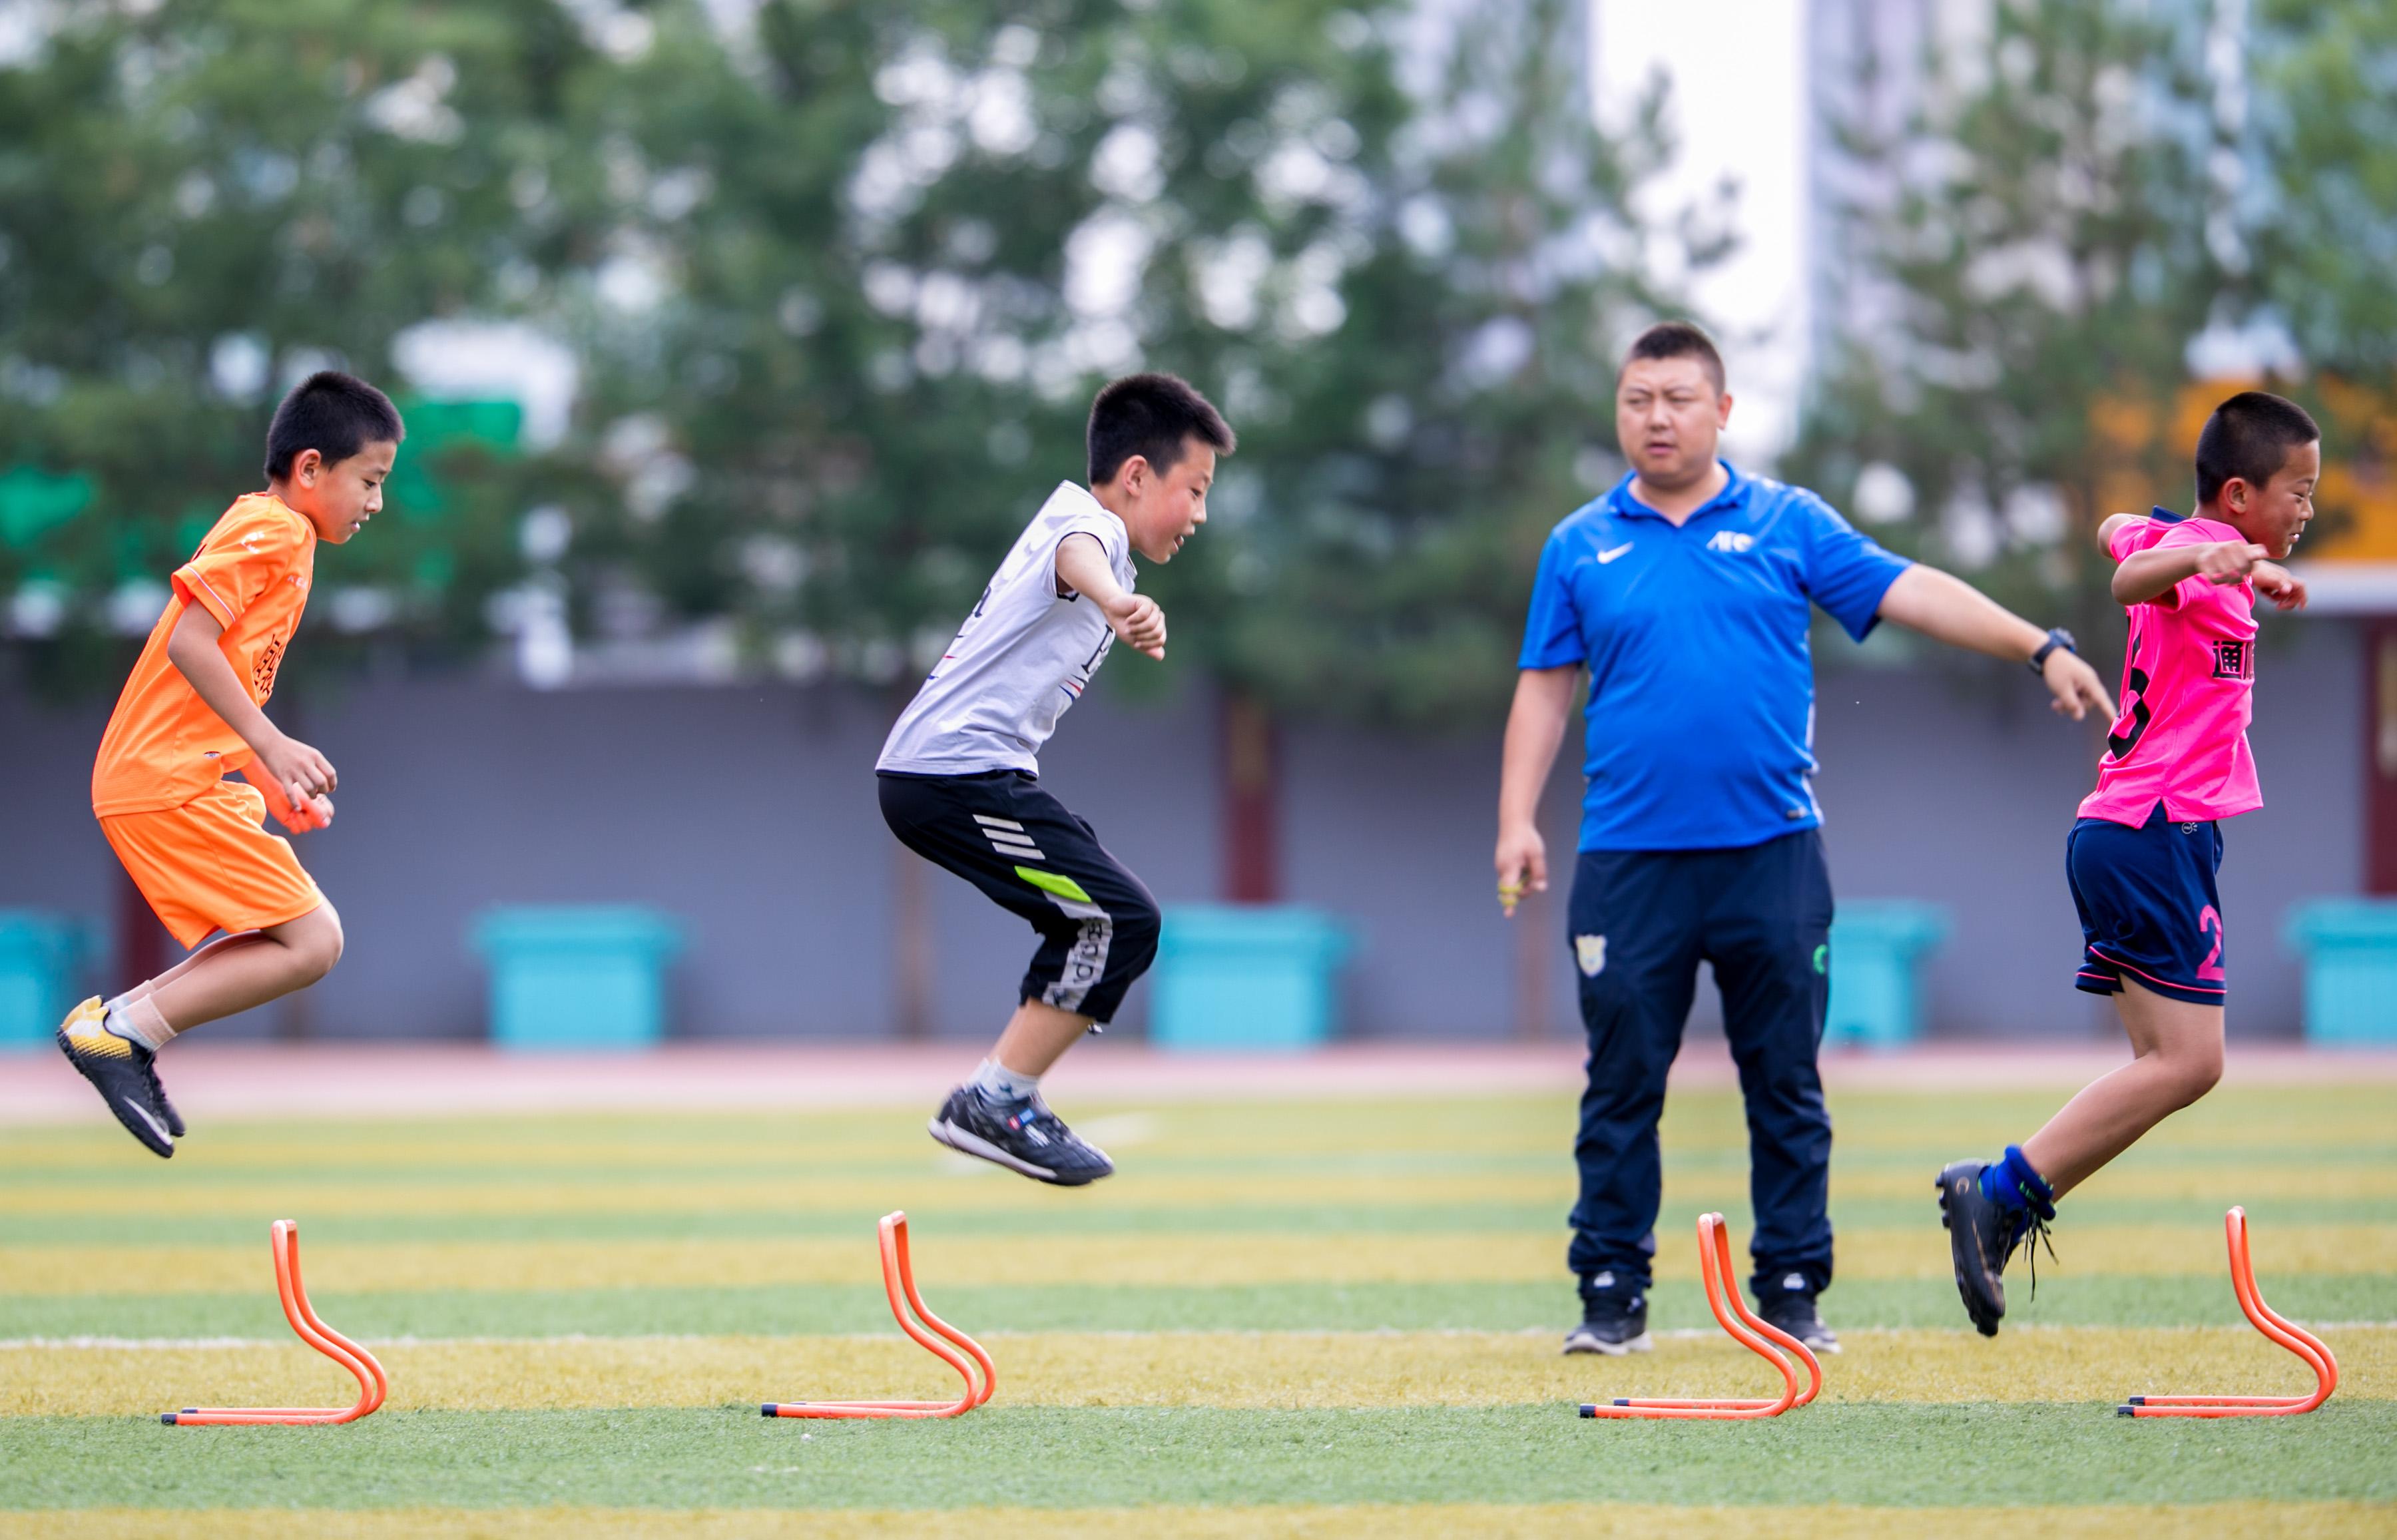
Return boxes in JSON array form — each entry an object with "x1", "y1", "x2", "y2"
[
  {"x1": 5, "y1": 1274, "x2": 2390, "y2": 1343},
  {"x1": 6, "y1": 1404, "x2": 2396, "y2": 1512},
  {"x1": 6, "y1": 1085, "x2": 2389, "y2": 1520},
  {"x1": 7, "y1": 1191, "x2": 2395, "y2": 1248}
]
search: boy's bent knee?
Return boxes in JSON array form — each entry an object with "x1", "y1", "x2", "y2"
[
  {"x1": 1116, "y1": 896, "x2": 1161, "y2": 968},
  {"x1": 275, "y1": 905, "x2": 344, "y2": 985},
  {"x1": 2173, "y1": 1045, "x2": 2223, "y2": 1105}
]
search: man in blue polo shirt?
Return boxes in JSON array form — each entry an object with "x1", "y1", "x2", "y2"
[{"x1": 1495, "y1": 322, "x2": 2113, "y2": 1355}]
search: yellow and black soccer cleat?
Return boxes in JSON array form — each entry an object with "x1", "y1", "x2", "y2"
[{"x1": 55, "y1": 997, "x2": 176, "y2": 1158}]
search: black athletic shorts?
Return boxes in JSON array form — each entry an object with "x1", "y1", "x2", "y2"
[
  {"x1": 2067, "y1": 804, "x2": 2228, "y2": 1007},
  {"x1": 877, "y1": 770, "x2": 1161, "y2": 1025}
]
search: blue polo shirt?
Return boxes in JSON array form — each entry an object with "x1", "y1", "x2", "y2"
[{"x1": 1519, "y1": 463, "x2": 1911, "y2": 852}]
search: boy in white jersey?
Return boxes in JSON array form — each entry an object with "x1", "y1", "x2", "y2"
[{"x1": 878, "y1": 374, "x2": 1233, "y2": 1184}]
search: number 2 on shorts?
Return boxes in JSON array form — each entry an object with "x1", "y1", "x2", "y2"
[{"x1": 2197, "y1": 904, "x2": 2226, "y2": 983}]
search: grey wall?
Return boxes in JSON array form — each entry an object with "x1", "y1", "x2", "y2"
[{"x1": 0, "y1": 615, "x2": 2363, "y2": 1043}]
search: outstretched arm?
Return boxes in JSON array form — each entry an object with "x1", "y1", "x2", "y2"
[
  {"x1": 1494, "y1": 666, "x2": 1578, "y2": 917},
  {"x1": 1876, "y1": 565, "x2": 2116, "y2": 721}
]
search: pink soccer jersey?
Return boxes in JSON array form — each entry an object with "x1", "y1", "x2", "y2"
[{"x1": 2079, "y1": 514, "x2": 2263, "y2": 826}]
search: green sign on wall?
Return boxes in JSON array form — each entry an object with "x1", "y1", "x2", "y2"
[
  {"x1": 0, "y1": 467, "x2": 94, "y2": 549},
  {"x1": 386, "y1": 399, "x2": 523, "y2": 521}
]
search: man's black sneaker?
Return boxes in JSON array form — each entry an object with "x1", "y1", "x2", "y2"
[
  {"x1": 1939, "y1": 1158, "x2": 2050, "y2": 1337},
  {"x1": 928, "y1": 1083, "x2": 1114, "y2": 1186},
  {"x1": 55, "y1": 998, "x2": 174, "y2": 1158},
  {"x1": 1563, "y1": 1272, "x2": 1651, "y2": 1356},
  {"x1": 1755, "y1": 1283, "x2": 1841, "y2": 1355}
]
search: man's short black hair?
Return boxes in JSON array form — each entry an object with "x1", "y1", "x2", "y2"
[
  {"x1": 1619, "y1": 320, "x2": 1726, "y2": 393},
  {"x1": 2195, "y1": 390, "x2": 2318, "y2": 505},
  {"x1": 1087, "y1": 372, "x2": 1234, "y2": 485},
  {"x1": 264, "y1": 370, "x2": 405, "y2": 481}
]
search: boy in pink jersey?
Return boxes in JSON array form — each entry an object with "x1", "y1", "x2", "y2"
[{"x1": 1938, "y1": 391, "x2": 2318, "y2": 1335}]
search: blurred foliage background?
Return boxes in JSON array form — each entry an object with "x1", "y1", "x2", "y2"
[
  {"x1": 1, "y1": 0, "x2": 2390, "y2": 717},
  {"x1": 1783, "y1": 0, "x2": 2397, "y2": 661}
]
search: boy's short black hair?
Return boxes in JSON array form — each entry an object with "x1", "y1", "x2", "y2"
[
  {"x1": 264, "y1": 370, "x2": 405, "y2": 481},
  {"x1": 2195, "y1": 390, "x2": 2318, "y2": 505},
  {"x1": 1087, "y1": 372, "x2": 1234, "y2": 485},
  {"x1": 1619, "y1": 320, "x2": 1726, "y2": 393}
]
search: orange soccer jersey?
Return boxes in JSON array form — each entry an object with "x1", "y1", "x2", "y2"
[{"x1": 92, "y1": 493, "x2": 324, "y2": 947}]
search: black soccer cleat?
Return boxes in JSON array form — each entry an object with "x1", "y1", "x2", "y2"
[
  {"x1": 1938, "y1": 1159, "x2": 2015, "y2": 1336},
  {"x1": 928, "y1": 1083, "x2": 1114, "y2": 1186},
  {"x1": 1755, "y1": 1286, "x2": 1841, "y2": 1356},
  {"x1": 148, "y1": 1063, "x2": 186, "y2": 1140},
  {"x1": 1563, "y1": 1272, "x2": 1652, "y2": 1356},
  {"x1": 55, "y1": 997, "x2": 174, "y2": 1158}
]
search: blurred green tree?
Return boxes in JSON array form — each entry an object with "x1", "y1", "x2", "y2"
[
  {"x1": 0, "y1": 0, "x2": 608, "y2": 693},
  {"x1": 2255, "y1": 0, "x2": 2397, "y2": 551},
  {"x1": 1781, "y1": 0, "x2": 2233, "y2": 660},
  {"x1": 525, "y1": 0, "x2": 1687, "y2": 1023},
  {"x1": 2259, "y1": 0, "x2": 2397, "y2": 378},
  {"x1": 545, "y1": 0, "x2": 1686, "y2": 731}
]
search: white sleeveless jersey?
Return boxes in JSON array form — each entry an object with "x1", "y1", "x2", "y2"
[{"x1": 876, "y1": 481, "x2": 1134, "y2": 776}]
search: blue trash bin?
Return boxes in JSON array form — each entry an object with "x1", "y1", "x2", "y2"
[
  {"x1": 471, "y1": 906, "x2": 683, "y2": 1051},
  {"x1": 2286, "y1": 899, "x2": 2397, "y2": 1045},
  {"x1": 1823, "y1": 900, "x2": 1950, "y2": 1051},
  {"x1": 0, "y1": 911, "x2": 91, "y2": 1050},
  {"x1": 1151, "y1": 905, "x2": 1352, "y2": 1052}
]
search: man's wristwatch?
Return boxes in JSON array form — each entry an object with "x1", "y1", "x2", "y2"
[{"x1": 2028, "y1": 627, "x2": 2077, "y2": 674}]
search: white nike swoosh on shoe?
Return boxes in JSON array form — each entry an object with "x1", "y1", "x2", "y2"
[{"x1": 119, "y1": 1097, "x2": 172, "y2": 1144}]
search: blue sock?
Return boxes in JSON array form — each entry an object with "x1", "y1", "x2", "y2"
[{"x1": 1980, "y1": 1145, "x2": 2056, "y2": 1220}]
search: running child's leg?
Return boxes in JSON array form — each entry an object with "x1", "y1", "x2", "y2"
[
  {"x1": 1939, "y1": 981, "x2": 2222, "y2": 1338},
  {"x1": 137, "y1": 904, "x2": 345, "y2": 1038},
  {"x1": 880, "y1": 771, "x2": 1161, "y2": 1185},
  {"x1": 57, "y1": 906, "x2": 342, "y2": 1158},
  {"x1": 1942, "y1": 809, "x2": 2226, "y2": 1334},
  {"x1": 2021, "y1": 979, "x2": 2223, "y2": 1198},
  {"x1": 112, "y1": 930, "x2": 276, "y2": 1012},
  {"x1": 82, "y1": 930, "x2": 274, "y2": 1138},
  {"x1": 991, "y1": 997, "x2": 1096, "y2": 1079}
]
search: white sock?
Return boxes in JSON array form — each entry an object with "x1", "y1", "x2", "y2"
[
  {"x1": 104, "y1": 997, "x2": 176, "y2": 1053},
  {"x1": 971, "y1": 1059, "x2": 1041, "y2": 1103}
]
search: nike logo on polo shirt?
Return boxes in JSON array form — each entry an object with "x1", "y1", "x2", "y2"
[{"x1": 1597, "y1": 543, "x2": 1634, "y2": 564}]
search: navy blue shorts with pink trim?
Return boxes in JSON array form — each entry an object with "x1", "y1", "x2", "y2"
[{"x1": 2065, "y1": 804, "x2": 2227, "y2": 1008}]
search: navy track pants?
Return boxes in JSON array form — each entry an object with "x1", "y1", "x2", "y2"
[{"x1": 1565, "y1": 829, "x2": 1836, "y2": 1302}]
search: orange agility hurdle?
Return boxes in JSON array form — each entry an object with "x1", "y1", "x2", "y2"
[
  {"x1": 762, "y1": 1210, "x2": 994, "y2": 1420},
  {"x1": 2118, "y1": 1206, "x2": 2338, "y2": 1419},
  {"x1": 164, "y1": 1220, "x2": 387, "y2": 1427},
  {"x1": 1580, "y1": 1211, "x2": 1823, "y2": 1420}
]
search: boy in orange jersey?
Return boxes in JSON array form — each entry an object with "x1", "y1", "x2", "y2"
[{"x1": 57, "y1": 371, "x2": 403, "y2": 1156}]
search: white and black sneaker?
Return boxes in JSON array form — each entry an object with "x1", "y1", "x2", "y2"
[
  {"x1": 55, "y1": 997, "x2": 175, "y2": 1158},
  {"x1": 1755, "y1": 1278, "x2": 1841, "y2": 1355},
  {"x1": 1563, "y1": 1272, "x2": 1652, "y2": 1355},
  {"x1": 928, "y1": 1083, "x2": 1115, "y2": 1186}
]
